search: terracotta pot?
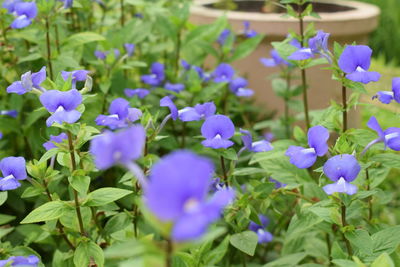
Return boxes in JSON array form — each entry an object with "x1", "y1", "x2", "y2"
[{"x1": 190, "y1": 0, "x2": 380, "y2": 127}]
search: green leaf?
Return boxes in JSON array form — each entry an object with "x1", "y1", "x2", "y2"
[
  {"x1": 263, "y1": 252, "x2": 307, "y2": 267},
  {"x1": 74, "y1": 241, "x2": 104, "y2": 267},
  {"x1": 345, "y1": 229, "x2": 373, "y2": 255},
  {"x1": 104, "y1": 240, "x2": 144, "y2": 260},
  {"x1": 203, "y1": 235, "x2": 230, "y2": 265},
  {"x1": 63, "y1": 32, "x2": 105, "y2": 49},
  {"x1": 0, "y1": 214, "x2": 15, "y2": 225},
  {"x1": 371, "y1": 253, "x2": 394, "y2": 267},
  {"x1": 372, "y1": 226, "x2": 400, "y2": 256},
  {"x1": 103, "y1": 213, "x2": 131, "y2": 236},
  {"x1": 68, "y1": 176, "x2": 90, "y2": 194},
  {"x1": 0, "y1": 191, "x2": 7, "y2": 206},
  {"x1": 229, "y1": 231, "x2": 258, "y2": 256},
  {"x1": 229, "y1": 34, "x2": 264, "y2": 62},
  {"x1": 21, "y1": 201, "x2": 69, "y2": 224},
  {"x1": 331, "y1": 259, "x2": 358, "y2": 267},
  {"x1": 83, "y1": 188, "x2": 132, "y2": 207},
  {"x1": 371, "y1": 153, "x2": 400, "y2": 169}
]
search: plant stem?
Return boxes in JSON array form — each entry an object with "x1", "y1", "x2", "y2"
[
  {"x1": 180, "y1": 122, "x2": 186, "y2": 148},
  {"x1": 174, "y1": 29, "x2": 182, "y2": 78},
  {"x1": 366, "y1": 169, "x2": 373, "y2": 221},
  {"x1": 120, "y1": 0, "x2": 125, "y2": 26},
  {"x1": 45, "y1": 17, "x2": 54, "y2": 80},
  {"x1": 43, "y1": 180, "x2": 76, "y2": 250},
  {"x1": 67, "y1": 131, "x2": 86, "y2": 237},
  {"x1": 54, "y1": 24, "x2": 61, "y2": 54},
  {"x1": 297, "y1": 3, "x2": 310, "y2": 130},
  {"x1": 325, "y1": 233, "x2": 332, "y2": 266},
  {"x1": 165, "y1": 239, "x2": 173, "y2": 267},
  {"x1": 284, "y1": 71, "x2": 292, "y2": 138},
  {"x1": 340, "y1": 202, "x2": 353, "y2": 257},
  {"x1": 342, "y1": 82, "x2": 347, "y2": 132},
  {"x1": 220, "y1": 156, "x2": 228, "y2": 185}
]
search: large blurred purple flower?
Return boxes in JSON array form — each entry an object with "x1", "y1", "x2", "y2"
[
  {"x1": 89, "y1": 125, "x2": 145, "y2": 170},
  {"x1": 260, "y1": 49, "x2": 289, "y2": 67},
  {"x1": 229, "y1": 77, "x2": 254, "y2": 97},
  {"x1": 95, "y1": 98, "x2": 142, "y2": 129},
  {"x1": 40, "y1": 89, "x2": 82, "y2": 127},
  {"x1": 160, "y1": 96, "x2": 178, "y2": 121},
  {"x1": 7, "y1": 67, "x2": 46, "y2": 95},
  {"x1": 165, "y1": 82, "x2": 185, "y2": 93},
  {"x1": 201, "y1": 115, "x2": 235, "y2": 149},
  {"x1": 240, "y1": 129, "x2": 273, "y2": 152},
  {"x1": 248, "y1": 215, "x2": 273, "y2": 244},
  {"x1": 43, "y1": 133, "x2": 68, "y2": 151},
  {"x1": 141, "y1": 62, "x2": 165, "y2": 86},
  {"x1": 124, "y1": 88, "x2": 150, "y2": 99},
  {"x1": 61, "y1": 70, "x2": 89, "y2": 89},
  {"x1": 10, "y1": 2, "x2": 37, "y2": 29},
  {"x1": 0, "y1": 255, "x2": 39, "y2": 266},
  {"x1": 363, "y1": 116, "x2": 400, "y2": 153},
  {"x1": 2, "y1": 0, "x2": 22, "y2": 13},
  {"x1": 372, "y1": 77, "x2": 400, "y2": 104},
  {"x1": 322, "y1": 154, "x2": 360, "y2": 195},
  {"x1": 243, "y1": 21, "x2": 257, "y2": 38},
  {"x1": 338, "y1": 45, "x2": 380, "y2": 84},
  {"x1": 178, "y1": 102, "x2": 216, "y2": 122},
  {"x1": 0, "y1": 157, "x2": 27, "y2": 191},
  {"x1": 286, "y1": 125, "x2": 329, "y2": 168},
  {"x1": 213, "y1": 63, "x2": 235, "y2": 83},
  {"x1": 144, "y1": 150, "x2": 235, "y2": 241}
]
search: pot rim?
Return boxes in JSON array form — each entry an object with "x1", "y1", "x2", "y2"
[{"x1": 191, "y1": 0, "x2": 380, "y2": 22}]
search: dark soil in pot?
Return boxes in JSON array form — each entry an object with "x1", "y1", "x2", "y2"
[{"x1": 206, "y1": 0, "x2": 355, "y2": 13}]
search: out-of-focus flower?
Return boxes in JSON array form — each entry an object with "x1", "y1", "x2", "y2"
[
  {"x1": 61, "y1": 70, "x2": 89, "y2": 89},
  {"x1": 178, "y1": 102, "x2": 216, "y2": 122},
  {"x1": 59, "y1": 0, "x2": 73, "y2": 8},
  {"x1": 43, "y1": 133, "x2": 68, "y2": 151},
  {"x1": 0, "y1": 255, "x2": 39, "y2": 266},
  {"x1": 229, "y1": 77, "x2": 254, "y2": 97},
  {"x1": 141, "y1": 62, "x2": 165, "y2": 86},
  {"x1": 10, "y1": 2, "x2": 38, "y2": 29},
  {"x1": 248, "y1": 215, "x2": 273, "y2": 244},
  {"x1": 243, "y1": 21, "x2": 257, "y2": 38},
  {"x1": 160, "y1": 96, "x2": 178, "y2": 121},
  {"x1": 124, "y1": 43, "x2": 135, "y2": 57},
  {"x1": 124, "y1": 88, "x2": 150, "y2": 99},
  {"x1": 94, "y1": 50, "x2": 108, "y2": 60},
  {"x1": 144, "y1": 150, "x2": 235, "y2": 241},
  {"x1": 217, "y1": 29, "x2": 231, "y2": 46},
  {"x1": 372, "y1": 77, "x2": 400, "y2": 104},
  {"x1": 0, "y1": 110, "x2": 18, "y2": 118},
  {"x1": 213, "y1": 63, "x2": 235, "y2": 83},
  {"x1": 260, "y1": 49, "x2": 290, "y2": 67},
  {"x1": 363, "y1": 116, "x2": 400, "y2": 152},
  {"x1": 240, "y1": 129, "x2": 273, "y2": 152},
  {"x1": 165, "y1": 82, "x2": 185, "y2": 93}
]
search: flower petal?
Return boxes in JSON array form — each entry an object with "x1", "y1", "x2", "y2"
[
  {"x1": 307, "y1": 125, "x2": 329, "y2": 156},
  {"x1": 323, "y1": 178, "x2": 358, "y2": 195},
  {"x1": 323, "y1": 154, "x2": 360, "y2": 182},
  {"x1": 345, "y1": 70, "x2": 380, "y2": 84},
  {"x1": 285, "y1": 146, "x2": 317, "y2": 169}
]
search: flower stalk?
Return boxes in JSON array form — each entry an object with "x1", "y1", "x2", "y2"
[
  {"x1": 220, "y1": 155, "x2": 228, "y2": 185},
  {"x1": 340, "y1": 202, "x2": 353, "y2": 257},
  {"x1": 45, "y1": 17, "x2": 54, "y2": 80},
  {"x1": 342, "y1": 82, "x2": 347, "y2": 132}
]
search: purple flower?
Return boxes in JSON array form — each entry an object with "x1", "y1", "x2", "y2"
[
  {"x1": 178, "y1": 102, "x2": 216, "y2": 122},
  {"x1": 229, "y1": 77, "x2": 254, "y2": 97},
  {"x1": 0, "y1": 110, "x2": 18, "y2": 118},
  {"x1": 201, "y1": 115, "x2": 235, "y2": 149},
  {"x1": 193, "y1": 66, "x2": 211, "y2": 82},
  {"x1": 240, "y1": 129, "x2": 273, "y2": 152},
  {"x1": 2, "y1": 0, "x2": 22, "y2": 13},
  {"x1": 269, "y1": 177, "x2": 286, "y2": 188},
  {"x1": 309, "y1": 30, "x2": 330, "y2": 55},
  {"x1": 39, "y1": 89, "x2": 82, "y2": 127},
  {"x1": 322, "y1": 154, "x2": 360, "y2": 195},
  {"x1": 364, "y1": 116, "x2": 400, "y2": 152},
  {"x1": 248, "y1": 215, "x2": 273, "y2": 244},
  {"x1": 94, "y1": 50, "x2": 108, "y2": 60},
  {"x1": 338, "y1": 45, "x2": 381, "y2": 84},
  {"x1": 89, "y1": 125, "x2": 145, "y2": 170},
  {"x1": 181, "y1": 60, "x2": 191, "y2": 70},
  {"x1": 0, "y1": 255, "x2": 39, "y2": 266},
  {"x1": 165, "y1": 82, "x2": 185, "y2": 93},
  {"x1": 160, "y1": 96, "x2": 178, "y2": 120},
  {"x1": 264, "y1": 132, "x2": 274, "y2": 142},
  {"x1": 243, "y1": 21, "x2": 257, "y2": 38},
  {"x1": 217, "y1": 29, "x2": 231, "y2": 46},
  {"x1": 10, "y1": 2, "x2": 37, "y2": 29},
  {"x1": 59, "y1": 0, "x2": 73, "y2": 8},
  {"x1": 95, "y1": 98, "x2": 142, "y2": 130},
  {"x1": 141, "y1": 62, "x2": 165, "y2": 86},
  {"x1": 260, "y1": 49, "x2": 289, "y2": 67},
  {"x1": 7, "y1": 67, "x2": 46, "y2": 95},
  {"x1": 144, "y1": 150, "x2": 235, "y2": 241},
  {"x1": 61, "y1": 70, "x2": 89, "y2": 89},
  {"x1": 210, "y1": 177, "x2": 225, "y2": 192},
  {"x1": 124, "y1": 43, "x2": 135, "y2": 57},
  {"x1": 213, "y1": 63, "x2": 235, "y2": 83},
  {"x1": 124, "y1": 88, "x2": 150, "y2": 99},
  {"x1": 372, "y1": 77, "x2": 400, "y2": 104},
  {"x1": 114, "y1": 49, "x2": 121, "y2": 58},
  {"x1": 43, "y1": 133, "x2": 68, "y2": 151},
  {"x1": 134, "y1": 13, "x2": 143, "y2": 19},
  {"x1": 286, "y1": 125, "x2": 329, "y2": 169},
  {"x1": 288, "y1": 47, "x2": 313, "y2": 61},
  {"x1": 0, "y1": 157, "x2": 27, "y2": 191}
]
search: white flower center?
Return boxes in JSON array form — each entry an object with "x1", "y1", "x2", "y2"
[
  {"x1": 385, "y1": 132, "x2": 400, "y2": 142},
  {"x1": 301, "y1": 148, "x2": 315, "y2": 155},
  {"x1": 55, "y1": 106, "x2": 65, "y2": 112},
  {"x1": 356, "y1": 66, "x2": 366, "y2": 72},
  {"x1": 381, "y1": 91, "x2": 394, "y2": 97},
  {"x1": 184, "y1": 198, "x2": 199, "y2": 212},
  {"x1": 215, "y1": 134, "x2": 222, "y2": 139}
]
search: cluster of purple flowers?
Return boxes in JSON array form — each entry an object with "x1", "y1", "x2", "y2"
[{"x1": 212, "y1": 63, "x2": 254, "y2": 97}]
